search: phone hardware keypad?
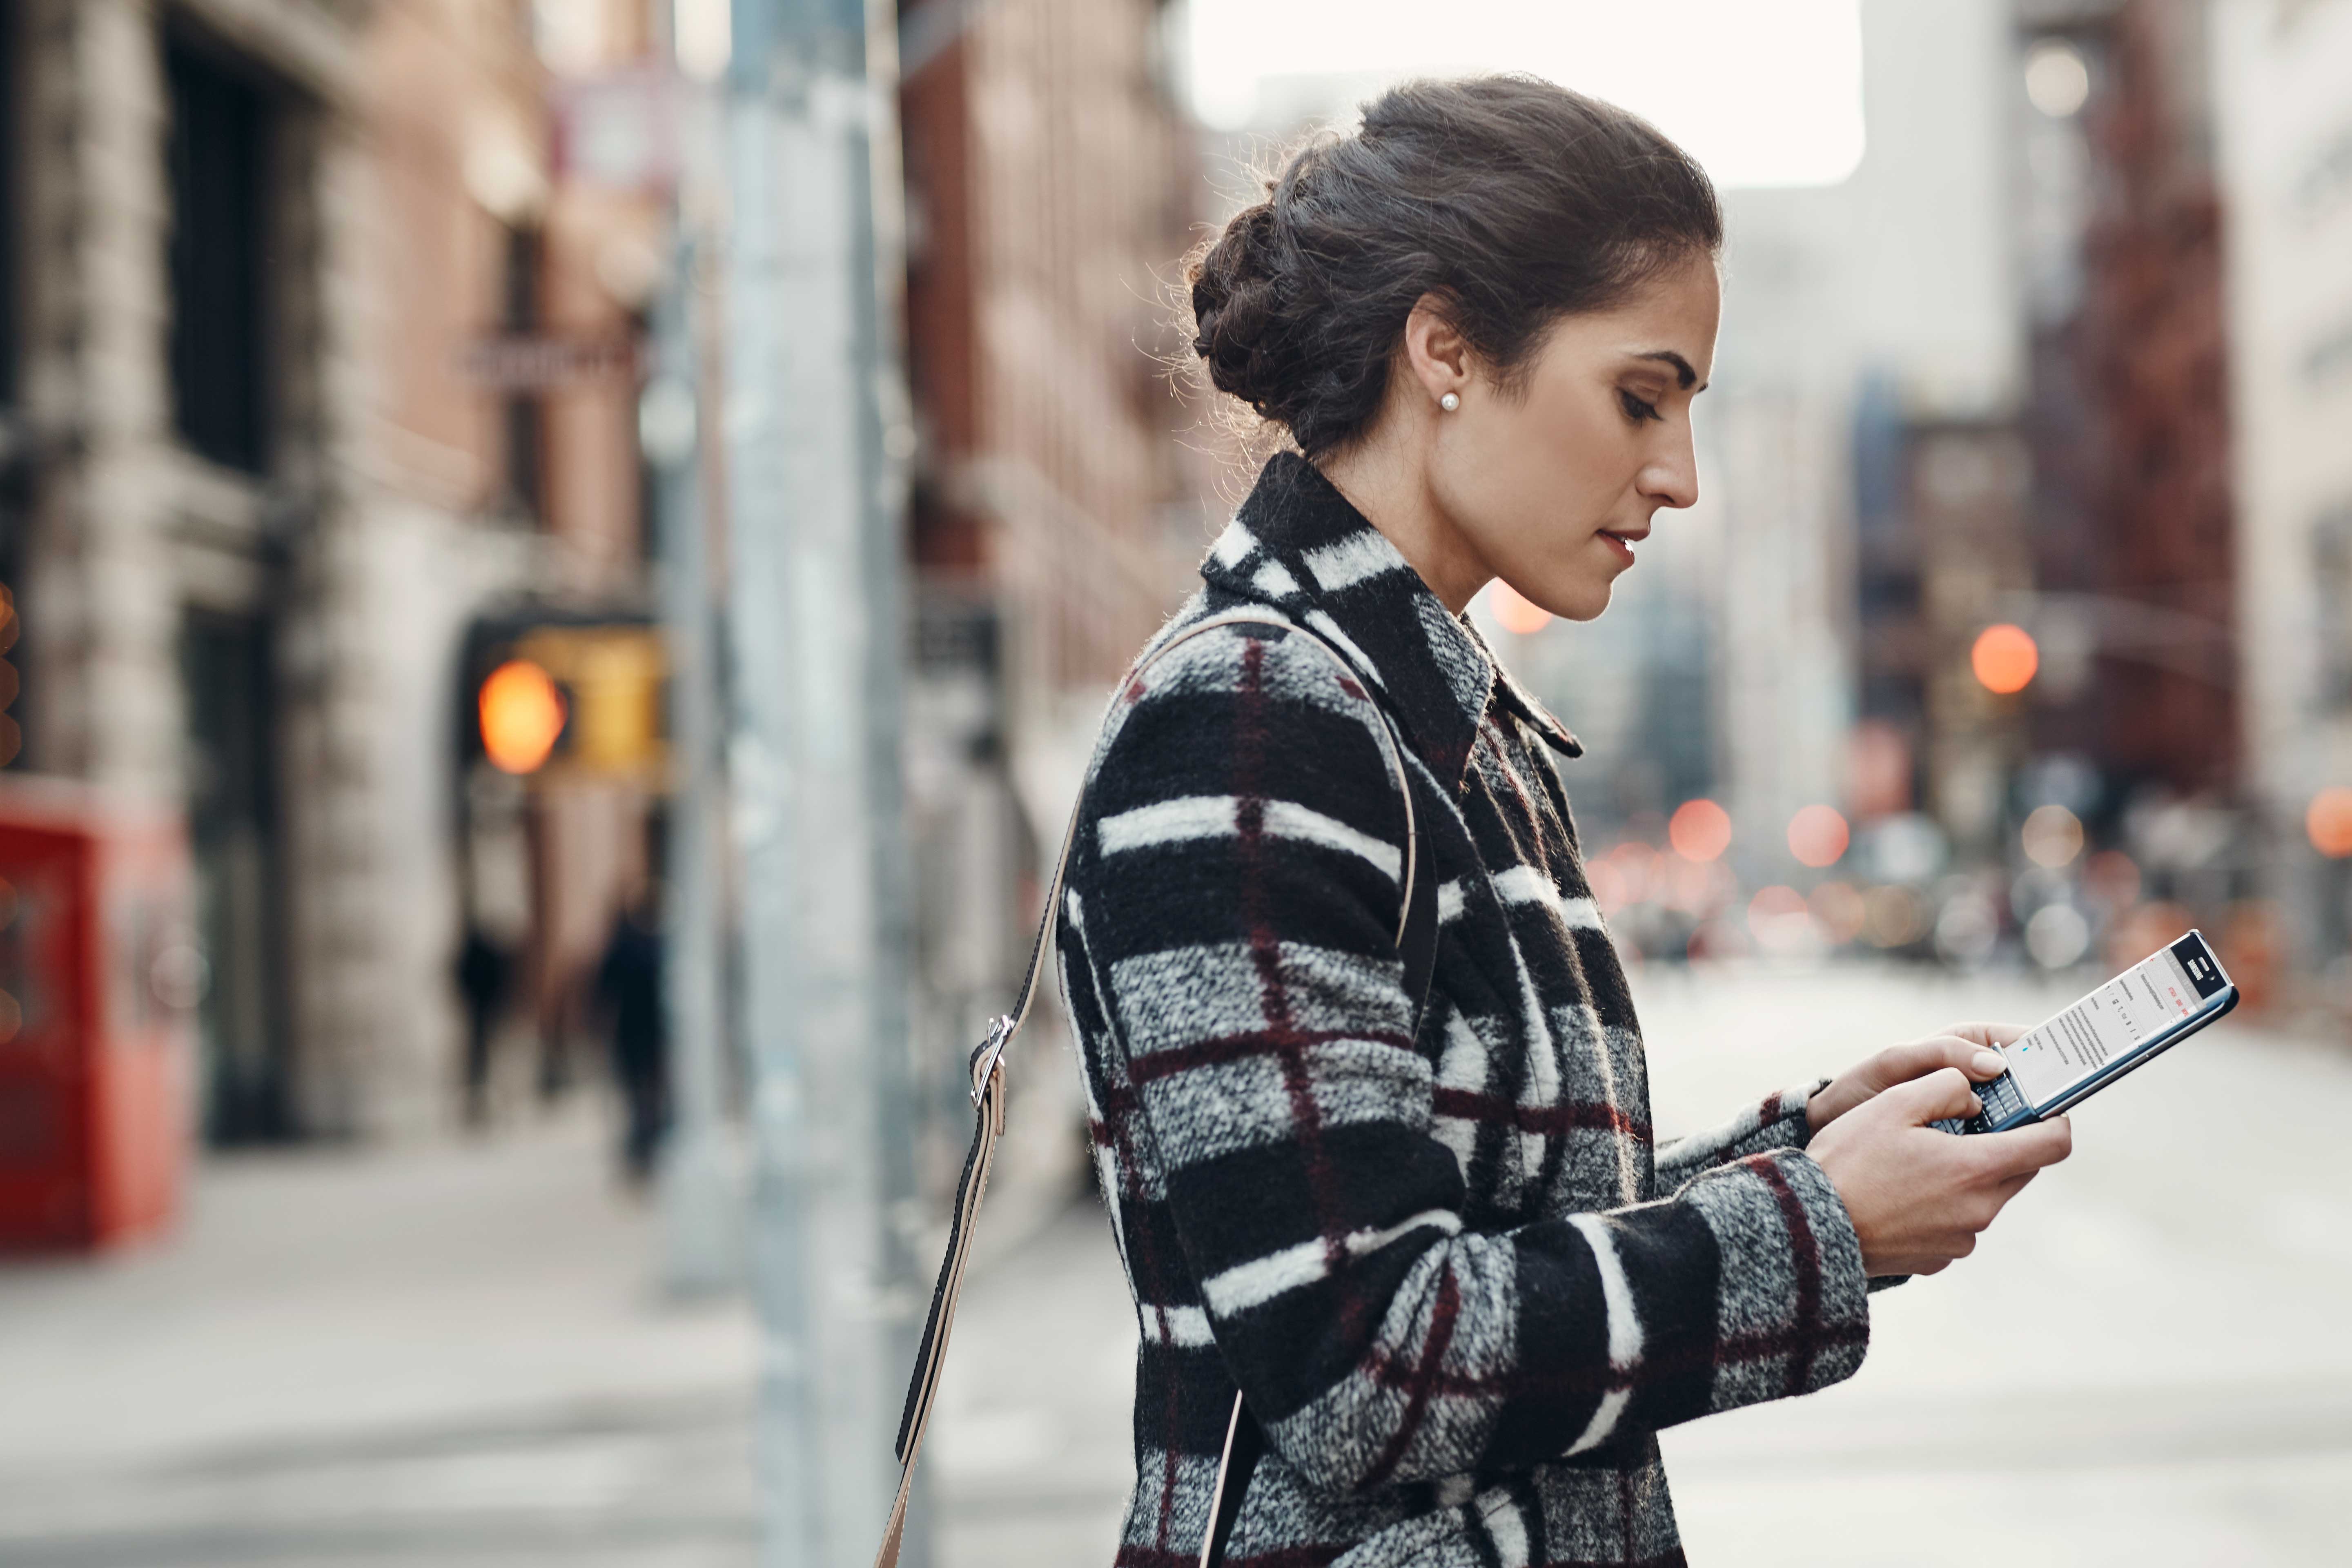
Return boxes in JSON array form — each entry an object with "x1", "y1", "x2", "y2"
[{"x1": 1931, "y1": 1071, "x2": 2029, "y2": 1136}]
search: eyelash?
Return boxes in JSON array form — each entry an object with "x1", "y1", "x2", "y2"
[{"x1": 1619, "y1": 390, "x2": 1663, "y2": 425}]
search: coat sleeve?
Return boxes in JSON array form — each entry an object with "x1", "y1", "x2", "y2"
[
  {"x1": 1654, "y1": 1081, "x2": 1827, "y2": 1189},
  {"x1": 1065, "y1": 624, "x2": 1871, "y2": 1497}
]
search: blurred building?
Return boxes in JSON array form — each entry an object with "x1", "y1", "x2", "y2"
[
  {"x1": 0, "y1": 0, "x2": 661, "y2": 1142},
  {"x1": 1660, "y1": 0, "x2": 2027, "y2": 874},
  {"x1": 2214, "y1": 0, "x2": 2352, "y2": 971},
  {"x1": 896, "y1": 0, "x2": 1206, "y2": 1190},
  {"x1": 2013, "y1": 0, "x2": 2238, "y2": 807}
]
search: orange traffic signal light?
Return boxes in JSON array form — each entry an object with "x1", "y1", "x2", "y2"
[
  {"x1": 479, "y1": 659, "x2": 567, "y2": 774},
  {"x1": 1971, "y1": 624, "x2": 2038, "y2": 695}
]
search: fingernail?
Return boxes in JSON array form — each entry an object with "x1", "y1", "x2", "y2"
[{"x1": 1972, "y1": 1051, "x2": 2005, "y2": 1077}]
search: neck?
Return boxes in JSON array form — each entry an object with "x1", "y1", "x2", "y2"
[{"x1": 1313, "y1": 423, "x2": 1492, "y2": 615}]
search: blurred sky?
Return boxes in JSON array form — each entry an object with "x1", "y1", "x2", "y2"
[{"x1": 1180, "y1": 0, "x2": 1866, "y2": 189}]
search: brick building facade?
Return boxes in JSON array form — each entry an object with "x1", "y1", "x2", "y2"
[
  {"x1": 1, "y1": 0, "x2": 657, "y2": 1141},
  {"x1": 2023, "y1": 0, "x2": 2238, "y2": 798}
]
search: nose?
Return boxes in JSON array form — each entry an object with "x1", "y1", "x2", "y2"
[{"x1": 1639, "y1": 423, "x2": 1700, "y2": 511}]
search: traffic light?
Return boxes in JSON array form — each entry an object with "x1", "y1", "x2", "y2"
[
  {"x1": 463, "y1": 616, "x2": 668, "y2": 788},
  {"x1": 479, "y1": 659, "x2": 567, "y2": 774}
]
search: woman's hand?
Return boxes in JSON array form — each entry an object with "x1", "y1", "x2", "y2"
[
  {"x1": 1807, "y1": 1068, "x2": 2073, "y2": 1276},
  {"x1": 1806, "y1": 1022, "x2": 2025, "y2": 1132}
]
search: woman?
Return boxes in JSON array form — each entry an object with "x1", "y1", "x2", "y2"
[{"x1": 1056, "y1": 77, "x2": 2074, "y2": 1566}]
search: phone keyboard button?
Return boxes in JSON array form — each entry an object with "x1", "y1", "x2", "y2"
[{"x1": 1934, "y1": 1074, "x2": 2028, "y2": 1135}]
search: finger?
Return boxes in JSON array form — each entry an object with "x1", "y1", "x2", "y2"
[
  {"x1": 1942, "y1": 1021, "x2": 2030, "y2": 1049},
  {"x1": 1880, "y1": 1036, "x2": 2007, "y2": 1087},
  {"x1": 1876, "y1": 1066, "x2": 1982, "y2": 1125},
  {"x1": 1974, "y1": 1116, "x2": 2073, "y2": 1176}
]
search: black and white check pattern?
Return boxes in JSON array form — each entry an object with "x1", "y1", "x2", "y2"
[{"x1": 1058, "y1": 454, "x2": 1869, "y2": 1567}]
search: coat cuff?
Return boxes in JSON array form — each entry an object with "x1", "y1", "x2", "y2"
[
  {"x1": 1771, "y1": 1078, "x2": 1829, "y2": 1152},
  {"x1": 1656, "y1": 1079, "x2": 1830, "y2": 1189},
  {"x1": 1681, "y1": 1147, "x2": 1870, "y2": 1414},
  {"x1": 1721, "y1": 1079, "x2": 1828, "y2": 1160}
]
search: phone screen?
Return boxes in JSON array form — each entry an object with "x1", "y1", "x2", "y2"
[{"x1": 2003, "y1": 935, "x2": 2231, "y2": 1111}]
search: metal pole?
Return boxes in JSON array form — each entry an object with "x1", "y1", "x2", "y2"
[
  {"x1": 648, "y1": 221, "x2": 738, "y2": 1294},
  {"x1": 723, "y1": 0, "x2": 918, "y2": 1559}
]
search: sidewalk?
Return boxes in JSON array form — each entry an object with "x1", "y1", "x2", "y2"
[
  {"x1": 0, "y1": 1109, "x2": 760, "y2": 1568},
  {"x1": 7, "y1": 963, "x2": 2352, "y2": 1565},
  {"x1": 0, "y1": 1097, "x2": 1128, "y2": 1568}
]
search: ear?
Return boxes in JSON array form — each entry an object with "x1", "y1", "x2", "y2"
[{"x1": 1401, "y1": 294, "x2": 1473, "y2": 408}]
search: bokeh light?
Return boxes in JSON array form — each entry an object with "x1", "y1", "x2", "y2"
[
  {"x1": 1809, "y1": 880, "x2": 1866, "y2": 944},
  {"x1": 1586, "y1": 857, "x2": 1629, "y2": 914},
  {"x1": 2025, "y1": 39, "x2": 2091, "y2": 118},
  {"x1": 2084, "y1": 848, "x2": 2142, "y2": 907},
  {"x1": 1786, "y1": 804, "x2": 1849, "y2": 868},
  {"x1": 1489, "y1": 580, "x2": 1553, "y2": 636},
  {"x1": 2025, "y1": 903, "x2": 2091, "y2": 969},
  {"x1": 2021, "y1": 803, "x2": 2085, "y2": 868},
  {"x1": 2307, "y1": 787, "x2": 2352, "y2": 858},
  {"x1": 479, "y1": 659, "x2": 567, "y2": 775},
  {"x1": 1606, "y1": 840, "x2": 1659, "y2": 904},
  {"x1": 1971, "y1": 623, "x2": 2039, "y2": 695},
  {"x1": 1659, "y1": 852, "x2": 1734, "y2": 916},
  {"x1": 1933, "y1": 889, "x2": 2001, "y2": 967},
  {"x1": 1861, "y1": 884, "x2": 1926, "y2": 948},
  {"x1": 1668, "y1": 798, "x2": 1732, "y2": 862},
  {"x1": 1747, "y1": 885, "x2": 1815, "y2": 953}
]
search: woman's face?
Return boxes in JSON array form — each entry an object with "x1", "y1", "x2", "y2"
[{"x1": 1425, "y1": 255, "x2": 1720, "y2": 621}]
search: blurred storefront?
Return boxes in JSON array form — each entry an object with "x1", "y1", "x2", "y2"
[{"x1": 0, "y1": 0, "x2": 660, "y2": 1143}]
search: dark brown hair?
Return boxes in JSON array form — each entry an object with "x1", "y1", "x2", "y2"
[{"x1": 1188, "y1": 76, "x2": 1723, "y2": 458}]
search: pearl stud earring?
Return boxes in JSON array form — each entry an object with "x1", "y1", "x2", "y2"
[{"x1": 1439, "y1": 392, "x2": 1460, "y2": 412}]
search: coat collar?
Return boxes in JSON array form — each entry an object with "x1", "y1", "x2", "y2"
[{"x1": 1198, "y1": 453, "x2": 1581, "y2": 790}]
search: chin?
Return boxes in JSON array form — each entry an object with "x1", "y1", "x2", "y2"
[{"x1": 1555, "y1": 580, "x2": 1614, "y2": 622}]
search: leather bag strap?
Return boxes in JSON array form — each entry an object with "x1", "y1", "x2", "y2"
[{"x1": 873, "y1": 610, "x2": 1432, "y2": 1568}]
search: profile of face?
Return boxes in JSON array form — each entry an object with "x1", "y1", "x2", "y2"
[{"x1": 1375, "y1": 253, "x2": 1722, "y2": 621}]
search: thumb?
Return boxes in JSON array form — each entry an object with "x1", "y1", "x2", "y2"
[{"x1": 1873, "y1": 1066, "x2": 1980, "y2": 1126}]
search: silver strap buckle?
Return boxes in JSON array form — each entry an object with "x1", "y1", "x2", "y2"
[{"x1": 968, "y1": 1014, "x2": 1016, "y2": 1107}]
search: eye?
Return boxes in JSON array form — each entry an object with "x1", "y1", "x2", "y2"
[{"x1": 1618, "y1": 389, "x2": 1663, "y2": 425}]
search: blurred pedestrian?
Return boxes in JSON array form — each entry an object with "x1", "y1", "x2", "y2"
[
  {"x1": 454, "y1": 925, "x2": 513, "y2": 1127},
  {"x1": 592, "y1": 893, "x2": 667, "y2": 1185}
]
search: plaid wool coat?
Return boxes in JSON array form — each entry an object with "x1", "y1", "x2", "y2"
[{"x1": 1056, "y1": 454, "x2": 1872, "y2": 1568}]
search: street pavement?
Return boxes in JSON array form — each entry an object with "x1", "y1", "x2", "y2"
[
  {"x1": 0, "y1": 1109, "x2": 761, "y2": 1568},
  {"x1": 6, "y1": 960, "x2": 2352, "y2": 1565}
]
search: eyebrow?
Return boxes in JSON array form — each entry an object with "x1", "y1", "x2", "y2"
[{"x1": 1634, "y1": 351, "x2": 1704, "y2": 392}]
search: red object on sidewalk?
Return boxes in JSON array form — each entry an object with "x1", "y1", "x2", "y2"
[{"x1": 0, "y1": 780, "x2": 197, "y2": 1252}]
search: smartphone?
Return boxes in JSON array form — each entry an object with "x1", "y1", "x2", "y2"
[{"x1": 1932, "y1": 929, "x2": 2238, "y2": 1135}]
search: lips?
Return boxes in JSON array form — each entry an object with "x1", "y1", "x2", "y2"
[{"x1": 1599, "y1": 527, "x2": 1647, "y2": 563}]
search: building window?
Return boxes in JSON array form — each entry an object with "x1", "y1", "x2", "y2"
[
  {"x1": 182, "y1": 610, "x2": 289, "y2": 1143},
  {"x1": 503, "y1": 225, "x2": 545, "y2": 521},
  {"x1": 165, "y1": 35, "x2": 274, "y2": 475}
]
